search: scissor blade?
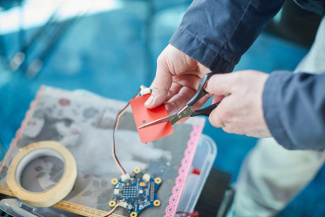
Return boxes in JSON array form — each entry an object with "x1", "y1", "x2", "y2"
[
  {"x1": 138, "y1": 113, "x2": 177, "y2": 129},
  {"x1": 170, "y1": 105, "x2": 193, "y2": 125}
]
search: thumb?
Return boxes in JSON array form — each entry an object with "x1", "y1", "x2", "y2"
[
  {"x1": 145, "y1": 63, "x2": 172, "y2": 108},
  {"x1": 206, "y1": 73, "x2": 233, "y2": 96}
]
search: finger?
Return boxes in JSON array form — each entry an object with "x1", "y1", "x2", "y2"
[
  {"x1": 145, "y1": 63, "x2": 173, "y2": 109},
  {"x1": 165, "y1": 86, "x2": 196, "y2": 114},
  {"x1": 166, "y1": 73, "x2": 205, "y2": 103},
  {"x1": 208, "y1": 103, "x2": 226, "y2": 128},
  {"x1": 191, "y1": 94, "x2": 212, "y2": 111},
  {"x1": 166, "y1": 82, "x2": 182, "y2": 102},
  {"x1": 205, "y1": 73, "x2": 234, "y2": 96},
  {"x1": 173, "y1": 74, "x2": 203, "y2": 91},
  {"x1": 212, "y1": 95, "x2": 225, "y2": 104}
]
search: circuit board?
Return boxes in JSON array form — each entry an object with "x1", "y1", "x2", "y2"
[{"x1": 110, "y1": 168, "x2": 161, "y2": 217}]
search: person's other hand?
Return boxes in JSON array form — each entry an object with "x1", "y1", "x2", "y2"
[
  {"x1": 145, "y1": 44, "x2": 215, "y2": 123},
  {"x1": 206, "y1": 70, "x2": 271, "y2": 137}
]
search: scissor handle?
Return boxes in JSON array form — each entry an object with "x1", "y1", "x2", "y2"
[
  {"x1": 191, "y1": 103, "x2": 219, "y2": 117},
  {"x1": 187, "y1": 71, "x2": 221, "y2": 106}
]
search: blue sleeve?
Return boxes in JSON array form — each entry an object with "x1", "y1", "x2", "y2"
[
  {"x1": 263, "y1": 71, "x2": 325, "y2": 150},
  {"x1": 169, "y1": 0, "x2": 285, "y2": 72}
]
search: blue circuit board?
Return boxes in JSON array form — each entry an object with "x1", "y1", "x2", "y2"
[{"x1": 110, "y1": 169, "x2": 161, "y2": 216}]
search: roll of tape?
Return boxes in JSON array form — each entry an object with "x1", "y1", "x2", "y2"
[{"x1": 7, "y1": 141, "x2": 77, "y2": 207}]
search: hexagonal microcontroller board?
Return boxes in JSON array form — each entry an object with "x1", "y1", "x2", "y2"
[{"x1": 110, "y1": 168, "x2": 161, "y2": 217}]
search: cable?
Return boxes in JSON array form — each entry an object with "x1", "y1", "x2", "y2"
[
  {"x1": 102, "y1": 202, "x2": 126, "y2": 217},
  {"x1": 108, "y1": 86, "x2": 150, "y2": 217},
  {"x1": 111, "y1": 89, "x2": 141, "y2": 176}
]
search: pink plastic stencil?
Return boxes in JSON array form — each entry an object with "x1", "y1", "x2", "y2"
[{"x1": 164, "y1": 124, "x2": 204, "y2": 216}]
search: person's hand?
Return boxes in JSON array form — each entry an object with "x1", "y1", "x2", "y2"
[
  {"x1": 145, "y1": 44, "x2": 215, "y2": 122},
  {"x1": 206, "y1": 70, "x2": 271, "y2": 137}
]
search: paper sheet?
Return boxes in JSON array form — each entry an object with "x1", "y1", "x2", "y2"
[{"x1": 129, "y1": 93, "x2": 173, "y2": 143}]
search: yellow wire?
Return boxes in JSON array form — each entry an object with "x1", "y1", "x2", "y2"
[{"x1": 103, "y1": 202, "x2": 126, "y2": 217}]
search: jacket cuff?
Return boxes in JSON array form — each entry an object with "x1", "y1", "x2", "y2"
[
  {"x1": 169, "y1": 27, "x2": 239, "y2": 73},
  {"x1": 263, "y1": 71, "x2": 294, "y2": 149}
]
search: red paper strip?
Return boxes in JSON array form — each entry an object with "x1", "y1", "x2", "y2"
[{"x1": 130, "y1": 93, "x2": 173, "y2": 143}]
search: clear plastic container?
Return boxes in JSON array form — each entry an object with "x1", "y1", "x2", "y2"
[{"x1": 177, "y1": 134, "x2": 217, "y2": 213}]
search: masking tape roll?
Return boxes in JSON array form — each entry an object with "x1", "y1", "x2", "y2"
[{"x1": 7, "y1": 141, "x2": 77, "y2": 207}]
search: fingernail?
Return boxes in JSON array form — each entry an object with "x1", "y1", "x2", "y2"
[{"x1": 145, "y1": 96, "x2": 154, "y2": 106}]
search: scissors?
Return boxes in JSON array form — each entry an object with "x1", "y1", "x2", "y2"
[{"x1": 139, "y1": 71, "x2": 221, "y2": 129}]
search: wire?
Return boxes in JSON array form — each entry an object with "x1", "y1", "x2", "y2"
[
  {"x1": 102, "y1": 202, "x2": 126, "y2": 217},
  {"x1": 106, "y1": 87, "x2": 148, "y2": 216},
  {"x1": 112, "y1": 89, "x2": 141, "y2": 176}
]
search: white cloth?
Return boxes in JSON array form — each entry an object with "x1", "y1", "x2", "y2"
[{"x1": 233, "y1": 16, "x2": 325, "y2": 217}]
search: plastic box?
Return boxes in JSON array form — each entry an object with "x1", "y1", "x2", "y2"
[{"x1": 177, "y1": 134, "x2": 217, "y2": 213}]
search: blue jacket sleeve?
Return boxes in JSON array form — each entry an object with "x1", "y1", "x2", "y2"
[
  {"x1": 263, "y1": 71, "x2": 325, "y2": 150},
  {"x1": 169, "y1": 0, "x2": 285, "y2": 72}
]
